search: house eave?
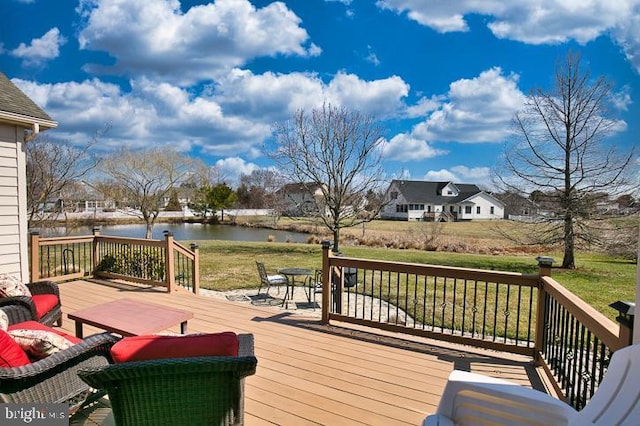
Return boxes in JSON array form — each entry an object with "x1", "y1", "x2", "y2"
[{"x1": 0, "y1": 110, "x2": 58, "y2": 131}]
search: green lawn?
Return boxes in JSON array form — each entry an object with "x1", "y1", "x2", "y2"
[{"x1": 191, "y1": 239, "x2": 636, "y2": 321}]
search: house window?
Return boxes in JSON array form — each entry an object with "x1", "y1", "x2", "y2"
[
  {"x1": 490, "y1": 206, "x2": 494, "y2": 214},
  {"x1": 449, "y1": 206, "x2": 454, "y2": 212},
  {"x1": 396, "y1": 204, "x2": 408, "y2": 213},
  {"x1": 427, "y1": 205, "x2": 431, "y2": 213},
  {"x1": 447, "y1": 190, "x2": 453, "y2": 195},
  {"x1": 390, "y1": 191, "x2": 398, "y2": 200},
  {"x1": 465, "y1": 206, "x2": 472, "y2": 214},
  {"x1": 476, "y1": 206, "x2": 481, "y2": 214}
]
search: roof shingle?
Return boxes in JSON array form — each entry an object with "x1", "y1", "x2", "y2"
[{"x1": 0, "y1": 71, "x2": 55, "y2": 124}]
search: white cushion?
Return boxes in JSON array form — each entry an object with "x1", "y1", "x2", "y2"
[
  {"x1": 0, "y1": 273, "x2": 31, "y2": 298},
  {"x1": 0, "y1": 310, "x2": 8, "y2": 331},
  {"x1": 267, "y1": 275, "x2": 287, "y2": 284},
  {"x1": 9, "y1": 329, "x2": 74, "y2": 360}
]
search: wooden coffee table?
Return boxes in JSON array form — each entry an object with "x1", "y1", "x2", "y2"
[{"x1": 68, "y1": 298, "x2": 193, "y2": 338}]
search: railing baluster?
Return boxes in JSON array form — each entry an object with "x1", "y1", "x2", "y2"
[{"x1": 431, "y1": 276, "x2": 437, "y2": 330}]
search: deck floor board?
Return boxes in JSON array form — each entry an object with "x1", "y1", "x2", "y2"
[{"x1": 62, "y1": 279, "x2": 540, "y2": 425}]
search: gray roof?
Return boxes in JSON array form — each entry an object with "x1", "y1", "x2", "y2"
[
  {"x1": 391, "y1": 180, "x2": 483, "y2": 204},
  {"x1": 0, "y1": 71, "x2": 55, "y2": 126}
]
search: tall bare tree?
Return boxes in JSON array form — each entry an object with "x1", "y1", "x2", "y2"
[
  {"x1": 26, "y1": 133, "x2": 100, "y2": 229},
  {"x1": 236, "y1": 169, "x2": 287, "y2": 225},
  {"x1": 269, "y1": 103, "x2": 387, "y2": 252},
  {"x1": 495, "y1": 52, "x2": 637, "y2": 268},
  {"x1": 99, "y1": 147, "x2": 195, "y2": 239}
]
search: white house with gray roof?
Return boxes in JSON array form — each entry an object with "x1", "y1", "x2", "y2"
[
  {"x1": 381, "y1": 180, "x2": 504, "y2": 221},
  {"x1": 0, "y1": 71, "x2": 57, "y2": 281}
]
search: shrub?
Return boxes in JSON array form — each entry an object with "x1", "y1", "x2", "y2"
[{"x1": 97, "y1": 249, "x2": 166, "y2": 281}]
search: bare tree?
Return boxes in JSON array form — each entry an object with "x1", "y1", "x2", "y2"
[
  {"x1": 26, "y1": 133, "x2": 100, "y2": 230},
  {"x1": 99, "y1": 147, "x2": 195, "y2": 239},
  {"x1": 495, "y1": 52, "x2": 637, "y2": 268},
  {"x1": 268, "y1": 103, "x2": 387, "y2": 252},
  {"x1": 236, "y1": 169, "x2": 287, "y2": 225}
]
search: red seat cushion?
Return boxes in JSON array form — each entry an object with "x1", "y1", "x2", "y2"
[
  {"x1": 31, "y1": 294, "x2": 59, "y2": 319},
  {"x1": 8, "y1": 321, "x2": 82, "y2": 345},
  {"x1": 110, "y1": 332, "x2": 239, "y2": 363},
  {"x1": 0, "y1": 329, "x2": 30, "y2": 368}
]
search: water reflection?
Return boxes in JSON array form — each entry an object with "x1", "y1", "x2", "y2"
[{"x1": 42, "y1": 223, "x2": 310, "y2": 243}]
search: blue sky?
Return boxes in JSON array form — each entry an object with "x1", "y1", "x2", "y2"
[{"x1": 2, "y1": 0, "x2": 639, "y2": 188}]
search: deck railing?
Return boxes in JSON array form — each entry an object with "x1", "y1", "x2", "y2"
[
  {"x1": 319, "y1": 241, "x2": 630, "y2": 409},
  {"x1": 536, "y1": 275, "x2": 624, "y2": 409},
  {"x1": 29, "y1": 229, "x2": 200, "y2": 293}
]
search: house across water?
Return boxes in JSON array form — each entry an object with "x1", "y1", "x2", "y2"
[{"x1": 381, "y1": 180, "x2": 504, "y2": 221}]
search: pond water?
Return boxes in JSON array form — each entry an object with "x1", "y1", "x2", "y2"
[{"x1": 43, "y1": 223, "x2": 310, "y2": 243}]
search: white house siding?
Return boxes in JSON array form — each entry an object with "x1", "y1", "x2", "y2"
[
  {"x1": 381, "y1": 184, "x2": 409, "y2": 220},
  {"x1": 463, "y1": 193, "x2": 504, "y2": 220},
  {"x1": 0, "y1": 124, "x2": 28, "y2": 281}
]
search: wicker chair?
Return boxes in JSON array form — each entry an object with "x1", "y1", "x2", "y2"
[
  {"x1": 0, "y1": 306, "x2": 119, "y2": 412},
  {"x1": 0, "y1": 280, "x2": 63, "y2": 326},
  {"x1": 78, "y1": 333, "x2": 258, "y2": 426}
]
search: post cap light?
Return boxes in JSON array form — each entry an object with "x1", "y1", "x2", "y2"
[
  {"x1": 609, "y1": 300, "x2": 635, "y2": 316},
  {"x1": 536, "y1": 256, "x2": 554, "y2": 267}
]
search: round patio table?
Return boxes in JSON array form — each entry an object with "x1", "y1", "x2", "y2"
[{"x1": 278, "y1": 268, "x2": 312, "y2": 307}]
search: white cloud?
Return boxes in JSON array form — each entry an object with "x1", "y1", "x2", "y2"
[
  {"x1": 365, "y1": 45, "x2": 381, "y2": 66},
  {"x1": 379, "y1": 133, "x2": 447, "y2": 162},
  {"x1": 213, "y1": 69, "x2": 325, "y2": 121},
  {"x1": 423, "y1": 169, "x2": 457, "y2": 181},
  {"x1": 411, "y1": 67, "x2": 525, "y2": 143},
  {"x1": 214, "y1": 157, "x2": 260, "y2": 185},
  {"x1": 423, "y1": 165, "x2": 491, "y2": 185},
  {"x1": 12, "y1": 68, "x2": 411, "y2": 159},
  {"x1": 326, "y1": 72, "x2": 409, "y2": 117},
  {"x1": 12, "y1": 77, "x2": 271, "y2": 154},
  {"x1": 76, "y1": 0, "x2": 318, "y2": 85},
  {"x1": 214, "y1": 69, "x2": 410, "y2": 120},
  {"x1": 610, "y1": 87, "x2": 632, "y2": 111},
  {"x1": 612, "y1": 9, "x2": 640, "y2": 73},
  {"x1": 10, "y1": 28, "x2": 66, "y2": 67},
  {"x1": 376, "y1": 0, "x2": 640, "y2": 73},
  {"x1": 404, "y1": 95, "x2": 443, "y2": 118}
]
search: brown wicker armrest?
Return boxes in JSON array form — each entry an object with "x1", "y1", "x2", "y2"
[
  {"x1": 0, "y1": 296, "x2": 37, "y2": 321},
  {"x1": 27, "y1": 281, "x2": 60, "y2": 297},
  {"x1": 0, "y1": 304, "x2": 36, "y2": 324}
]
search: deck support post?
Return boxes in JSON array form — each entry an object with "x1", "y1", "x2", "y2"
[
  {"x1": 29, "y1": 231, "x2": 40, "y2": 282},
  {"x1": 92, "y1": 227, "x2": 100, "y2": 275},
  {"x1": 164, "y1": 231, "x2": 176, "y2": 292},
  {"x1": 534, "y1": 256, "x2": 554, "y2": 365},
  {"x1": 190, "y1": 243, "x2": 200, "y2": 294},
  {"x1": 321, "y1": 241, "x2": 332, "y2": 323}
]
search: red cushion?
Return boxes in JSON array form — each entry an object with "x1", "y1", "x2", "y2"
[
  {"x1": 8, "y1": 321, "x2": 82, "y2": 345},
  {"x1": 31, "y1": 294, "x2": 59, "y2": 319},
  {"x1": 0, "y1": 329, "x2": 30, "y2": 368},
  {"x1": 110, "y1": 332, "x2": 239, "y2": 363}
]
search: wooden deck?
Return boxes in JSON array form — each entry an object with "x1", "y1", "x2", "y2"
[{"x1": 60, "y1": 279, "x2": 546, "y2": 425}]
